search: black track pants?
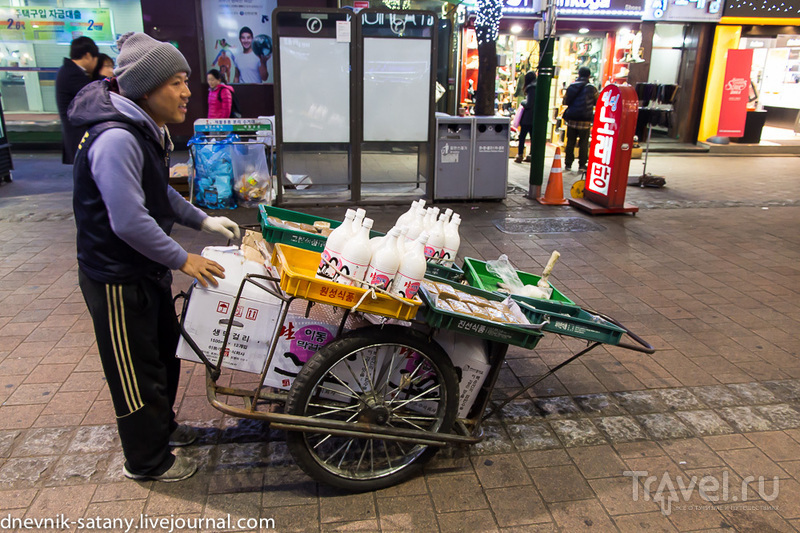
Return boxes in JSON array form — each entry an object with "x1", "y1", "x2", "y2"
[{"x1": 79, "y1": 270, "x2": 180, "y2": 475}]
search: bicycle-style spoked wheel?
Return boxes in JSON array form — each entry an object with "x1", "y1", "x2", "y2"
[{"x1": 285, "y1": 325, "x2": 458, "y2": 491}]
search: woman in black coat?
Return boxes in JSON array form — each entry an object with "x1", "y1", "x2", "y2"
[{"x1": 515, "y1": 71, "x2": 537, "y2": 163}]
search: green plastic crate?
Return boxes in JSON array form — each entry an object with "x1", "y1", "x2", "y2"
[
  {"x1": 516, "y1": 300, "x2": 625, "y2": 345},
  {"x1": 260, "y1": 205, "x2": 464, "y2": 280},
  {"x1": 462, "y1": 257, "x2": 575, "y2": 306},
  {"x1": 258, "y1": 205, "x2": 380, "y2": 251},
  {"x1": 418, "y1": 277, "x2": 544, "y2": 349}
]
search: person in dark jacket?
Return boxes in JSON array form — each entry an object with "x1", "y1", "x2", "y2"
[
  {"x1": 56, "y1": 37, "x2": 99, "y2": 164},
  {"x1": 562, "y1": 67, "x2": 598, "y2": 171},
  {"x1": 69, "y1": 32, "x2": 240, "y2": 482},
  {"x1": 514, "y1": 71, "x2": 537, "y2": 164}
]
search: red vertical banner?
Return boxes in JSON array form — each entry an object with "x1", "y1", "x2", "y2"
[
  {"x1": 717, "y1": 49, "x2": 753, "y2": 137},
  {"x1": 570, "y1": 84, "x2": 638, "y2": 215}
]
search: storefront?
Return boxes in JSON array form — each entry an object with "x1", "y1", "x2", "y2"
[
  {"x1": 0, "y1": 2, "x2": 143, "y2": 115},
  {"x1": 698, "y1": 0, "x2": 800, "y2": 143},
  {"x1": 632, "y1": 0, "x2": 720, "y2": 144}
]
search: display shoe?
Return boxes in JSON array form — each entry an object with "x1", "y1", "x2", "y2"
[
  {"x1": 123, "y1": 456, "x2": 198, "y2": 483},
  {"x1": 168, "y1": 424, "x2": 198, "y2": 447}
]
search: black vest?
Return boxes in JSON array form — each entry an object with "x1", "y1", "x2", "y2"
[{"x1": 73, "y1": 121, "x2": 177, "y2": 283}]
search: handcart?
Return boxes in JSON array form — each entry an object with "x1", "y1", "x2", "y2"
[{"x1": 178, "y1": 227, "x2": 655, "y2": 493}]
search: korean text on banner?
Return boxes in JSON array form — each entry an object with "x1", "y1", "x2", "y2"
[{"x1": 717, "y1": 48, "x2": 753, "y2": 138}]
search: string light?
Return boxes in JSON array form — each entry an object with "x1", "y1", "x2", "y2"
[{"x1": 475, "y1": 0, "x2": 502, "y2": 45}]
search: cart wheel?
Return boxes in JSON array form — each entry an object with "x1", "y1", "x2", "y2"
[{"x1": 285, "y1": 325, "x2": 458, "y2": 492}]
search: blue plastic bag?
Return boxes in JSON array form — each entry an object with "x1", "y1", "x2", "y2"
[{"x1": 189, "y1": 134, "x2": 238, "y2": 209}]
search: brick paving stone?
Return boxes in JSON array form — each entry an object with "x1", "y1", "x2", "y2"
[
  {"x1": 655, "y1": 388, "x2": 705, "y2": 411},
  {"x1": 518, "y1": 448, "x2": 571, "y2": 469},
  {"x1": 755, "y1": 404, "x2": 800, "y2": 430},
  {"x1": 674, "y1": 410, "x2": 735, "y2": 437},
  {"x1": 203, "y1": 492, "x2": 262, "y2": 524},
  {"x1": 588, "y1": 475, "x2": 659, "y2": 515},
  {"x1": 727, "y1": 382, "x2": 780, "y2": 404},
  {"x1": 143, "y1": 473, "x2": 208, "y2": 516},
  {"x1": 470, "y1": 422, "x2": 515, "y2": 455},
  {"x1": 529, "y1": 465, "x2": 594, "y2": 503},
  {"x1": 0, "y1": 404, "x2": 45, "y2": 430},
  {"x1": 496, "y1": 399, "x2": 539, "y2": 423},
  {"x1": 531, "y1": 396, "x2": 582, "y2": 419},
  {"x1": 690, "y1": 385, "x2": 744, "y2": 408},
  {"x1": 659, "y1": 438, "x2": 724, "y2": 469},
  {"x1": 265, "y1": 504, "x2": 319, "y2": 533},
  {"x1": 546, "y1": 498, "x2": 618, "y2": 532},
  {"x1": 13, "y1": 427, "x2": 73, "y2": 457},
  {"x1": 486, "y1": 486, "x2": 550, "y2": 528},
  {"x1": 717, "y1": 406, "x2": 775, "y2": 433},
  {"x1": 744, "y1": 431, "x2": 800, "y2": 463},
  {"x1": 46, "y1": 453, "x2": 108, "y2": 486},
  {"x1": 550, "y1": 419, "x2": 607, "y2": 447},
  {"x1": 261, "y1": 467, "x2": 317, "y2": 508},
  {"x1": 568, "y1": 445, "x2": 628, "y2": 479},
  {"x1": 26, "y1": 484, "x2": 96, "y2": 521},
  {"x1": 764, "y1": 380, "x2": 800, "y2": 402},
  {"x1": 68, "y1": 425, "x2": 119, "y2": 454},
  {"x1": 0, "y1": 430, "x2": 20, "y2": 458},
  {"x1": 717, "y1": 507, "x2": 794, "y2": 533},
  {"x1": 90, "y1": 480, "x2": 152, "y2": 502},
  {"x1": 437, "y1": 509, "x2": 498, "y2": 533},
  {"x1": 472, "y1": 454, "x2": 531, "y2": 489},
  {"x1": 572, "y1": 393, "x2": 627, "y2": 417},
  {"x1": 377, "y1": 494, "x2": 438, "y2": 532},
  {"x1": 427, "y1": 473, "x2": 489, "y2": 513},
  {"x1": 718, "y1": 447, "x2": 791, "y2": 480},
  {"x1": 595, "y1": 416, "x2": 648, "y2": 443},
  {"x1": 612, "y1": 390, "x2": 670, "y2": 415},
  {"x1": 4, "y1": 383, "x2": 58, "y2": 405},
  {"x1": 506, "y1": 422, "x2": 561, "y2": 451},
  {"x1": 636, "y1": 414, "x2": 694, "y2": 440},
  {"x1": 701, "y1": 434, "x2": 754, "y2": 451},
  {"x1": 613, "y1": 512, "x2": 678, "y2": 532}
]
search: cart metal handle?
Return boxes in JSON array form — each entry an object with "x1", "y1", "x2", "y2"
[{"x1": 598, "y1": 313, "x2": 656, "y2": 354}]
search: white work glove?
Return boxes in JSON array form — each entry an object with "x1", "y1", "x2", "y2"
[{"x1": 201, "y1": 216, "x2": 241, "y2": 240}]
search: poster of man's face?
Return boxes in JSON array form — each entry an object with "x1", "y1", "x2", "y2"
[{"x1": 201, "y1": 0, "x2": 277, "y2": 84}]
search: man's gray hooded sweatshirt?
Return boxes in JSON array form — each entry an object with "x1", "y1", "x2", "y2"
[{"x1": 69, "y1": 79, "x2": 206, "y2": 284}]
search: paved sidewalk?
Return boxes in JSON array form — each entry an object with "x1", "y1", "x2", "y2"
[{"x1": 1, "y1": 152, "x2": 800, "y2": 532}]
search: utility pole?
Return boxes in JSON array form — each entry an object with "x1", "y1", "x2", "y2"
[{"x1": 527, "y1": 0, "x2": 556, "y2": 199}]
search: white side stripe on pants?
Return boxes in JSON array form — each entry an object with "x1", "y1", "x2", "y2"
[{"x1": 106, "y1": 284, "x2": 144, "y2": 413}]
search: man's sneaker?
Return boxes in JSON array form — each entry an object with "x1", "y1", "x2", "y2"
[
  {"x1": 169, "y1": 424, "x2": 198, "y2": 447},
  {"x1": 123, "y1": 456, "x2": 197, "y2": 483}
]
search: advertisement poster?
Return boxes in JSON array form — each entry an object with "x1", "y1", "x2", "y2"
[
  {"x1": 201, "y1": 0, "x2": 277, "y2": 84},
  {"x1": 0, "y1": 6, "x2": 114, "y2": 43},
  {"x1": 717, "y1": 48, "x2": 753, "y2": 137}
]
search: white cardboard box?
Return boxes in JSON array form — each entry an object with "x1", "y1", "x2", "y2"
[{"x1": 434, "y1": 329, "x2": 491, "y2": 418}]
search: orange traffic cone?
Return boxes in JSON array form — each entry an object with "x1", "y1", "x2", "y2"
[{"x1": 537, "y1": 147, "x2": 569, "y2": 206}]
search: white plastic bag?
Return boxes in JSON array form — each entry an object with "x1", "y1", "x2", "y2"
[
  {"x1": 231, "y1": 142, "x2": 271, "y2": 207},
  {"x1": 486, "y1": 254, "x2": 525, "y2": 295}
]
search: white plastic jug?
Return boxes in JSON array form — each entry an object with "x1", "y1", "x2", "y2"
[
  {"x1": 391, "y1": 231, "x2": 429, "y2": 300},
  {"x1": 338, "y1": 217, "x2": 373, "y2": 285},
  {"x1": 316, "y1": 209, "x2": 356, "y2": 280},
  {"x1": 366, "y1": 227, "x2": 401, "y2": 290}
]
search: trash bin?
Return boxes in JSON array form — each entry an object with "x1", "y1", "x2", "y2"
[
  {"x1": 472, "y1": 117, "x2": 509, "y2": 200},
  {"x1": 434, "y1": 116, "x2": 473, "y2": 200}
]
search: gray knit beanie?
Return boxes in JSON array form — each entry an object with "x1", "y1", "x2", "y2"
[{"x1": 114, "y1": 32, "x2": 191, "y2": 100}]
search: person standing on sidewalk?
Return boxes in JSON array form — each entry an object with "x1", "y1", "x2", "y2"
[
  {"x1": 514, "y1": 71, "x2": 537, "y2": 164},
  {"x1": 562, "y1": 67, "x2": 598, "y2": 172},
  {"x1": 68, "y1": 32, "x2": 240, "y2": 482},
  {"x1": 56, "y1": 36, "x2": 99, "y2": 164}
]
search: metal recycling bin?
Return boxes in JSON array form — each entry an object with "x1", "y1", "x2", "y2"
[
  {"x1": 0, "y1": 92, "x2": 12, "y2": 183},
  {"x1": 434, "y1": 116, "x2": 473, "y2": 200},
  {"x1": 472, "y1": 117, "x2": 509, "y2": 200}
]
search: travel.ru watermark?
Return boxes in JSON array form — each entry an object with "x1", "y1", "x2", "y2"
[{"x1": 624, "y1": 470, "x2": 780, "y2": 516}]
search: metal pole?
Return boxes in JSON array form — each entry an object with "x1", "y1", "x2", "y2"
[{"x1": 527, "y1": 0, "x2": 556, "y2": 199}]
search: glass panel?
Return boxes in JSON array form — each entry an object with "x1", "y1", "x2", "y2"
[
  {"x1": 648, "y1": 49, "x2": 682, "y2": 85},
  {"x1": 0, "y1": 0, "x2": 143, "y2": 115},
  {"x1": 652, "y1": 24, "x2": 685, "y2": 49}
]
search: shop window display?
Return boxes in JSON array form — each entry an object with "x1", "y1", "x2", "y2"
[{"x1": 0, "y1": 1, "x2": 143, "y2": 116}]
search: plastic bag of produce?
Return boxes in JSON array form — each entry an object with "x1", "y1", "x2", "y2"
[
  {"x1": 231, "y1": 142, "x2": 271, "y2": 207},
  {"x1": 189, "y1": 134, "x2": 238, "y2": 209}
]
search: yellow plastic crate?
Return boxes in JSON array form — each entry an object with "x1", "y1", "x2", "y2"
[{"x1": 270, "y1": 244, "x2": 421, "y2": 321}]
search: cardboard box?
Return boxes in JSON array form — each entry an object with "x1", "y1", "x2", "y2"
[
  {"x1": 434, "y1": 329, "x2": 491, "y2": 418},
  {"x1": 176, "y1": 247, "x2": 283, "y2": 374}
]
